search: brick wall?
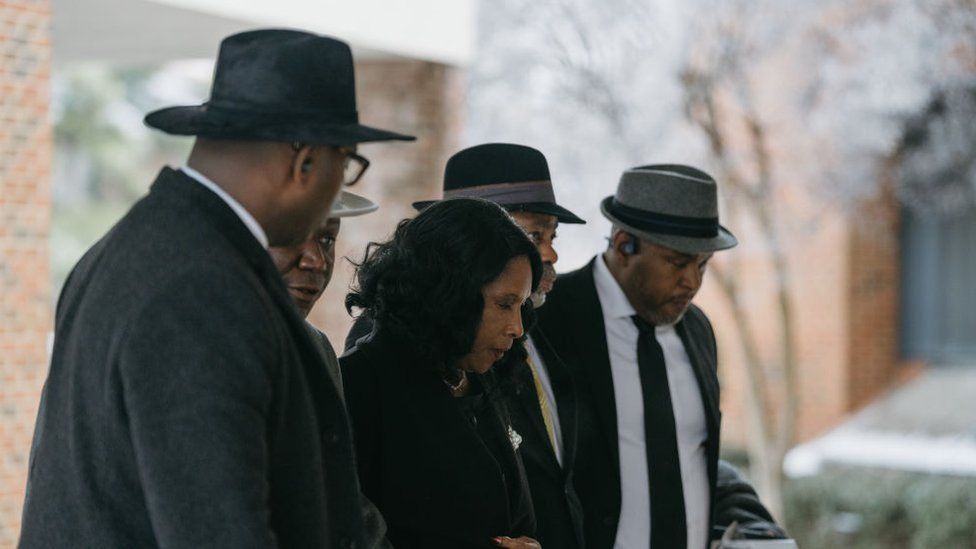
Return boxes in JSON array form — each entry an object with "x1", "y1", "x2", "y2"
[
  {"x1": 309, "y1": 59, "x2": 464, "y2": 345},
  {"x1": 700, "y1": 204, "x2": 851, "y2": 448},
  {"x1": 0, "y1": 1, "x2": 52, "y2": 546},
  {"x1": 846, "y1": 183, "x2": 902, "y2": 410},
  {"x1": 708, "y1": 186, "x2": 903, "y2": 451}
]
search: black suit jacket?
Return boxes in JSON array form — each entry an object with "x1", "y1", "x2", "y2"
[
  {"x1": 340, "y1": 328, "x2": 535, "y2": 549},
  {"x1": 21, "y1": 168, "x2": 364, "y2": 548},
  {"x1": 536, "y1": 258, "x2": 723, "y2": 549},
  {"x1": 509, "y1": 328, "x2": 585, "y2": 549}
]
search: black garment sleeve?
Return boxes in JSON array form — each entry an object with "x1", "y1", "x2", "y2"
[{"x1": 713, "y1": 461, "x2": 788, "y2": 540}]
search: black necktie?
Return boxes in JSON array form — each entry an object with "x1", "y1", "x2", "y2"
[{"x1": 632, "y1": 315, "x2": 687, "y2": 549}]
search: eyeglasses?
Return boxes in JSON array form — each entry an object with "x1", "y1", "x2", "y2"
[
  {"x1": 291, "y1": 142, "x2": 370, "y2": 186},
  {"x1": 338, "y1": 147, "x2": 370, "y2": 187}
]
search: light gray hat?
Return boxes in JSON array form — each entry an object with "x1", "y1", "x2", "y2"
[
  {"x1": 329, "y1": 191, "x2": 378, "y2": 218},
  {"x1": 600, "y1": 164, "x2": 737, "y2": 254}
]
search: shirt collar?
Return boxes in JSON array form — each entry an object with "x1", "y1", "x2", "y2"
[
  {"x1": 180, "y1": 166, "x2": 269, "y2": 249},
  {"x1": 593, "y1": 253, "x2": 637, "y2": 320}
]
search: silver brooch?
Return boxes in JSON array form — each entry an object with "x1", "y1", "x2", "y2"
[{"x1": 507, "y1": 426, "x2": 523, "y2": 451}]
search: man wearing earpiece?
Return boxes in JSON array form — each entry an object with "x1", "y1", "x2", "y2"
[{"x1": 535, "y1": 165, "x2": 786, "y2": 548}]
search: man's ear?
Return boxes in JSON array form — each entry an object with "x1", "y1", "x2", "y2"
[{"x1": 289, "y1": 144, "x2": 315, "y2": 186}]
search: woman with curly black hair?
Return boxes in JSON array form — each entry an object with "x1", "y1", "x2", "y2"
[{"x1": 340, "y1": 198, "x2": 544, "y2": 549}]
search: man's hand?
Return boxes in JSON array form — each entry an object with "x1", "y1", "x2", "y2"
[{"x1": 492, "y1": 536, "x2": 541, "y2": 548}]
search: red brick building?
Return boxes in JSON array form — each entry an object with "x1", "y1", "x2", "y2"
[{"x1": 0, "y1": 1, "x2": 51, "y2": 545}]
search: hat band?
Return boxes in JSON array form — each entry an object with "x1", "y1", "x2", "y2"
[
  {"x1": 611, "y1": 199, "x2": 719, "y2": 238},
  {"x1": 444, "y1": 180, "x2": 556, "y2": 205},
  {"x1": 205, "y1": 101, "x2": 359, "y2": 125}
]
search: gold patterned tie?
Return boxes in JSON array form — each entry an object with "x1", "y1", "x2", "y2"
[{"x1": 525, "y1": 352, "x2": 558, "y2": 452}]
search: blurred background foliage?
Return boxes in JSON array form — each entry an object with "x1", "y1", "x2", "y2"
[
  {"x1": 51, "y1": 64, "x2": 202, "y2": 290},
  {"x1": 783, "y1": 466, "x2": 976, "y2": 548}
]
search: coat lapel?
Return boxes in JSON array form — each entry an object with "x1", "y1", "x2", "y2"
[
  {"x1": 675, "y1": 314, "x2": 720, "y2": 430},
  {"x1": 544, "y1": 259, "x2": 619, "y2": 470},
  {"x1": 513, "y1": 357, "x2": 562, "y2": 475},
  {"x1": 676, "y1": 307, "x2": 722, "y2": 539}
]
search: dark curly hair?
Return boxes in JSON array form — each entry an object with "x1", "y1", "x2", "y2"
[{"x1": 346, "y1": 198, "x2": 542, "y2": 381}]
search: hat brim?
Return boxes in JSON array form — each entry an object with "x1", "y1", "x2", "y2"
[
  {"x1": 330, "y1": 191, "x2": 378, "y2": 218},
  {"x1": 600, "y1": 196, "x2": 737, "y2": 254},
  {"x1": 412, "y1": 199, "x2": 586, "y2": 224},
  {"x1": 145, "y1": 104, "x2": 415, "y2": 144}
]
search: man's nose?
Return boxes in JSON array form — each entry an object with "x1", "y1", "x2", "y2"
[
  {"x1": 680, "y1": 263, "x2": 704, "y2": 291},
  {"x1": 538, "y1": 241, "x2": 558, "y2": 265},
  {"x1": 298, "y1": 241, "x2": 326, "y2": 271}
]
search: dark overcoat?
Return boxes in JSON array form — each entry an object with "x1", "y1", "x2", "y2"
[
  {"x1": 20, "y1": 168, "x2": 364, "y2": 548},
  {"x1": 345, "y1": 318, "x2": 586, "y2": 549},
  {"x1": 536, "y1": 258, "x2": 723, "y2": 549},
  {"x1": 340, "y1": 328, "x2": 536, "y2": 549}
]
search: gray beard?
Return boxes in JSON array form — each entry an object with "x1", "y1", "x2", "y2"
[
  {"x1": 647, "y1": 307, "x2": 687, "y2": 327},
  {"x1": 530, "y1": 290, "x2": 546, "y2": 309}
]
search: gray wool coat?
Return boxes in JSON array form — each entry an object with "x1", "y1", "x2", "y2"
[{"x1": 20, "y1": 168, "x2": 366, "y2": 548}]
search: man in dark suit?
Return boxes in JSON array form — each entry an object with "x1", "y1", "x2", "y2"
[
  {"x1": 345, "y1": 143, "x2": 588, "y2": 549},
  {"x1": 269, "y1": 190, "x2": 391, "y2": 548},
  {"x1": 20, "y1": 29, "x2": 413, "y2": 548},
  {"x1": 536, "y1": 165, "x2": 785, "y2": 548}
]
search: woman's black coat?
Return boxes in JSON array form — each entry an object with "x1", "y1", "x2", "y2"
[{"x1": 340, "y1": 329, "x2": 536, "y2": 549}]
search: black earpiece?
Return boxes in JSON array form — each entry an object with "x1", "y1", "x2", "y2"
[{"x1": 300, "y1": 158, "x2": 312, "y2": 173}]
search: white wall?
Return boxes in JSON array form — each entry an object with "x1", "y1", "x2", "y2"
[{"x1": 54, "y1": 0, "x2": 475, "y2": 66}]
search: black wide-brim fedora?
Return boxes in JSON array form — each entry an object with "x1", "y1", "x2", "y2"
[
  {"x1": 144, "y1": 29, "x2": 415, "y2": 145},
  {"x1": 412, "y1": 143, "x2": 585, "y2": 224},
  {"x1": 601, "y1": 164, "x2": 737, "y2": 254}
]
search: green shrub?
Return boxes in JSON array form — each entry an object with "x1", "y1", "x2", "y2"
[{"x1": 783, "y1": 466, "x2": 976, "y2": 549}]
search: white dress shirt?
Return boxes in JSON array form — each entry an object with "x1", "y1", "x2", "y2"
[
  {"x1": 181, "y1": 166, "x2": 269, "y2": 249},
  {"x1": 593, "y1": 255, "x2": 710, "y2": 549},
  {"x1": 525, "y1": 335, "x2": 564, "y2": 465}
]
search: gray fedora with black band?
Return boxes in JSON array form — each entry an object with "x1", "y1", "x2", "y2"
[{"x1": 601, "y1": 164, "x2": 737, "y2": 254}]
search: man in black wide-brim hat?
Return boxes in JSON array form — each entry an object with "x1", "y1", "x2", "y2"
[{"x1": 20, "y1": 29, "x2": 412, "y2": 548}]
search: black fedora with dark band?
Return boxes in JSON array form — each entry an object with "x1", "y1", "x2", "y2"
[
  {"x1": 413, "y1": 143, "x2": 585, "y2": 224},
  {"x1": 601, "y1": 164, "x2": 737, "y2": 254},
  {"x1": 145, "y1": 29, "x2": 415, "y2": 145}
]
